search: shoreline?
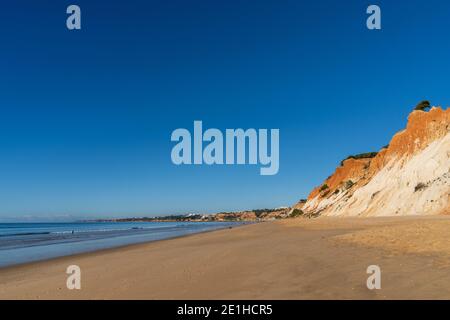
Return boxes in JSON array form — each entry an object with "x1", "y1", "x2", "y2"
[
  {"x1": 0, "y1": 221, "x2": 252, "y2": 270},
  {"x1": 1, "y1": 216, "x2": 450, "y2": 299}
]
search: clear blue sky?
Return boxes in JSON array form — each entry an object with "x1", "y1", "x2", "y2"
[{"x1": 1, "y1": 0, "x2": 450, "y2": 221}]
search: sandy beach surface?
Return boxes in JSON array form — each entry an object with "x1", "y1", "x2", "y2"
[{"x1": 1, "y1": 216, "x2": 450, "y2": 299}]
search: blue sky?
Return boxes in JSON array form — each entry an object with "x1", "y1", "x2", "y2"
[{"x1": 1, "y1": 0, "x2": 450, "y2": 220}]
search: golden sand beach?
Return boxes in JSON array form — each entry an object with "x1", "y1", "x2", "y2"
[{"x1": 1, "y1": 216, "x2": 450, "y2": 299}]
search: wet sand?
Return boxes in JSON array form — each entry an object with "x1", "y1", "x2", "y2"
[{"x1": 1, "y1": 216, "x2": 450, "y2": 299}]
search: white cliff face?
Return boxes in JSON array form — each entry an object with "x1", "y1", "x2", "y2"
[
  {"x1": 300, "y1": 107, "x2": 450, "y2": 217},
  {"x1": 319, "y1": 133, "x2": 449, "y2": 217}
]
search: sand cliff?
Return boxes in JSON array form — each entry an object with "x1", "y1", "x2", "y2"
[{"x1": 297, "y1": 107, "x2": 450, "y2": 217}]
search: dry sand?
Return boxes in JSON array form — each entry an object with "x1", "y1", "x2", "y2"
[{"x1": 1, "y1": 216, "x2": 450, "y2": 299}]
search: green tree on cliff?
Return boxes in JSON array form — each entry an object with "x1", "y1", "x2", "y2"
[{"x1": 414, "y1": 100, "x2": 431, "y2": 111}]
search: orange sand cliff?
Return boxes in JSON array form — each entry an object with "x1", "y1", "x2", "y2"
[{"x1": 296, "y1": 107, "x2": 450, "y2": 217}]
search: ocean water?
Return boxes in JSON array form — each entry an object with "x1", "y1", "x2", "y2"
[{"x1": 0, "y1": 221, "x2": 241, "y2": 268}]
